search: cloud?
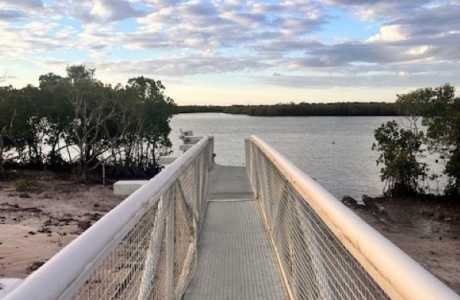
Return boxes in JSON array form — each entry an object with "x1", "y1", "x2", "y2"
[
  {"x1": 368, "y1": 24, "x2": 407, "y2": 42},
  {"x1": 0, "y1": 9, "x2": 25, "y2": 20},
  {"x1": 297, "y1": 42, "x2": 435, "y2": 67},
  {"x1": 388, "y1": 4, "x2": 460, "y2": 37},
  {"x1": 323, "y1": 0, "x2": 430, "y2": 20},
  {"x1": 0, "y1": 19, "x2": 78, "y2": 58},
  {"x1": 1, "y1": 0, "x2": 460, "y2": 93},
  {"x1": 113, "y1": 0, "x2": 326, "y2": 52},
  {"x1": 95, "y1": 55, "x2": 270, "y2": 76},
  {"x1": 274, "y1": 2, "x2": 460, "y2": 71},
  {"x1": 260, "y1": 66, "x2": 460, "y2": 89},
  {"x1": 64, "y1": 0, "x2": 145, "y2": 23},
  {"x1": 90, "y1": 0, "x2": 145, "y2": 21},
  {"x1": 0, "y1": 0, "x2": 43, "y2": 9}
]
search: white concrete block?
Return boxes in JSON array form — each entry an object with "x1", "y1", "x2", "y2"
[
  {"x1": 179, "y1": 129, "x2": 193, "y2": 138},
  {"x1": 182, "y1": 136, "x2": 202, "y2": 144},
  {"x1": 159, "y1": 156, "x2": 176, "y2": 166},
  {"x1": 113, "y1": 180, "x2": 148, "y2": 196},
  {"x1": 0, "y1": 278, "x2": 23, "y2": 299},
  {"x1": 180, "y1": 144, "x2": 193, "y2": 152}
]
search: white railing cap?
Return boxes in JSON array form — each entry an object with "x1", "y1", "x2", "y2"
[
  {"x1": 247, "y1": 135, "x2": 459, "y2": 300},
  {"x1": 5, "y1": 137, "x2": 212, "y2": 300}
]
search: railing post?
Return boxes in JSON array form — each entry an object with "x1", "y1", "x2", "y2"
[
  {"x1": 165, "y1": 186, "x2": 175, "y2": 299},
  {"x1": 137, "y1": 196, "x2": 166, "y2": 300},
  {"x1": 296, "y1": 202, "x2": 333, "y2": 300},
  {"x1": 195, "y1": 155, "x2": 201, "y2": 228},
  {"x1": 3, "y1": 137, "x2": 212, "y2": 300},
  {"x1": 208, "y1": 136, "x2": 214, "y2": 170}
]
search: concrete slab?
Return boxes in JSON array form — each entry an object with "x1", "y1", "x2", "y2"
[
  {"x1": 184, "y1": 201, "x2": 287, "y2": 300},
  {"x1": 159, "y1": 156, "x2": 176, "y2": 165},
  {"x1": 113, "y1": 180, "x2": 148, "y2": 196},
  {"x1": 208, "y1": 164, "x2": 253, "y2": 200}
]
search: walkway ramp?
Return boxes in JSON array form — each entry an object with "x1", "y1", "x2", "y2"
[
  {"x1": 4, "y1": 136, "x2": 459, "y2": 300},
  {"x1": 184, "y1": 165, "x2": 286, "y2": 300},
  {"x1": 208, "y1": 164, "x2": 253, "y2": 200}
]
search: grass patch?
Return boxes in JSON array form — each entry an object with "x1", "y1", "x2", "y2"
[{"x1": 15, "y1": 179, "x2": 42, "y2": 193}]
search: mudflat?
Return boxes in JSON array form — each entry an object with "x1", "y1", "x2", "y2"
[
  {"x1": 348, "y1": 196, "x2": 460, "y2": 294},
  {"x1": 0, "y1": 172, "x2": 124, "y2": 278},
  {"x1": 1, "y1": 171, "x2": 460, "y2": 297}
]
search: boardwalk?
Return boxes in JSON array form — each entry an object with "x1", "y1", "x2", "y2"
[
  {"x1": 184, "y1": 165, "x2": 287, "y2": 299},
  {"x1": 4, "y1": 136, "x2": 458, "y2": 300}
]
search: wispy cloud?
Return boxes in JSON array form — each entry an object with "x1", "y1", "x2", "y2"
[{"x1": 0, "y1": 0, "x2": 459, "y2": 103}]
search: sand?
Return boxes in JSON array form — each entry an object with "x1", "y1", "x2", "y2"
[
  {"x1": 348, "y1": 197, "x2": 460, "y2": 294},
  {"x1": 0, "y1": 173, "x2": 124, "y2": 279},
  {"x1": 1, "y1": 172, "x2": 459, "y2": 296}
]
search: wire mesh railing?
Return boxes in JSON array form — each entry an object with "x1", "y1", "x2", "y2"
[
  {"x1": 5, "y1": 137, "x2": 214, "y2": 300},
  {"x1": 246, "y1": 135, "x2": 459, "y2": 300}
]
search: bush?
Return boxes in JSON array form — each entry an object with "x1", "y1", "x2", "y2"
[
  {"x1": 372, "y1": 120, "x2": 427, "y2": 196},
  {"x1": 15, "y1": 179, "x2": 40, "y2": 193},
  {"x1": 397, "y1": 84, "x2": 460, "y2": 194},
  {"x1": 0, "y1": 66, "x2": 176, "y2": 182}
]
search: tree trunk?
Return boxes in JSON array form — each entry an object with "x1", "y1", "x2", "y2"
[
  {"x1": 152, "y1": 145, "x2": 157, "y2": 171},
  {"x1": 78, "y1": 142, "x2": 87, "y2": 182},
  {"x1": 0, "y1": 136, "x2": 5, "y2": 179},
  {"x1": 80, "y1": 154, "x2": 88, "y2": 182},
  {"x1": 0, "y1": 156, "x2": 4, "y2": 179},
  {"x1": 81, "y1": 165, "x2": 88, "y2": 182}
]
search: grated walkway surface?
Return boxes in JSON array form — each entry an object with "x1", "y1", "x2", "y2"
[{"x1": 184, "y1": 165, "x2": 287, "y2": 300}]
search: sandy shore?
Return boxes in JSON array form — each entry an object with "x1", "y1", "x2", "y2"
[
  {"x1": 347, "y1": 196, "x2": 460, "y2": 294},
  {"x1": 1, "y1": 172, "x2": 459, "y2": 296},
  {"x1": 0, "y1": 172, "x2": 124, "y2": 278}
]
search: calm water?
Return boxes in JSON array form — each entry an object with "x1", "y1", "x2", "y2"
[{"x1": 169, "y1": 113, "x2": 435, "y2": 200}]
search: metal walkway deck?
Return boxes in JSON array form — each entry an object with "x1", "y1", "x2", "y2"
[
  {"x1": 184, "y1": 165, "x2": 287, "y2": 300},
  {"x1": 5, "y1": 136, "x2": 458, "y2": 300}
]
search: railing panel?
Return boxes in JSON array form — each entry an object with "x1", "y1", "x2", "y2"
[
  {"x1": 246, "y1": 135, "x2": 459, "y2": 300},
  {"x1": 5, "y1": 137, "x2": 213, "y2": 300}
]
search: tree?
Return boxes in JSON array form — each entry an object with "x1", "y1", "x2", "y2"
[
  {"x1": 38, "y1": 73, "x2": 73, "y2": 167},
  {"x1": 0, "y1": 66, "x2": 176, "y2": 181},
  {"x1": 0, "y1": 86, "x2": 17, "y2": 177},
  {"x1": 16, "y1": 85, "x2": 46, "y2": 167},
  {"x1": 397, "y1": 84, "x2": 460, "y2": 194},
  {"x1": 64, "y1": 66, "x2": 117, "y2": 181},
  {"x1": 124, "y1": 77, "x2": 175, "y2": 174},
  {"x1": 372, "y1": 120, "x2": 427, "y2": 196}
]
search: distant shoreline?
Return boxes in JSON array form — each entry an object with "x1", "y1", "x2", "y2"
[{"x1": 174, "y1": 102, "x2": 404, "y2": 117}]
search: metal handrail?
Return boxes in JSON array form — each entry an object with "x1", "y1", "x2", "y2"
[
  {"x1": 246, "y1": 135, "x2": 459, "y2": 300},
  {"x1": 5, "y1": 137, "x2": 213, "y2": 300}
]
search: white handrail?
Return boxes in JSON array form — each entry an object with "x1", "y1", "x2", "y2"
[
  {"x1": 5, "y1": 137, "x2": 213, "y2": 300},
  {"x1": 246, "y1": 135, "x2": 459, "y2": 300}
]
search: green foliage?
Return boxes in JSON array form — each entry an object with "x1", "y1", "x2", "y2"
[
  {"x1": 397, "y1": 84, "x2": 460, "y2": 194},
  {"x1": 0, "y1": 65, "x2": 176, "y2": 181},
  {"x1": 15, "y1": 179, "x2": 40, "y2": 192},
  {"x1": 372, "y1": 120, "x2": 427, "y2": 196},
  {"x1": 0, "y1": 85, "x2": 31, "y2": 177}
]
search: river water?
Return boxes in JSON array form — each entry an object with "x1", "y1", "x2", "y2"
[{"x1": 170, "y1": 113, "x2": 442, "y2": 200}]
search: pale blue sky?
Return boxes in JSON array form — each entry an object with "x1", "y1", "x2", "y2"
[{"x1": 1, "y1": 0, "x2": 459, "y2": 104}]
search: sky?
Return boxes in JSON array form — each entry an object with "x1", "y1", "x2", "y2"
[{"x1": 0, "y1": 0, "x2": 459, "y2": 105}]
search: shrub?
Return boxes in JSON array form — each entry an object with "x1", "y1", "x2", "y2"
[
  {"x1": 397, "y1": 84, "x2": 460, "y2": 194},
  {"x1": 1, "y1": 65, "x2": 176, "y2": 182},
  {"x1": 15, "y1": 179, "x2": 40, "y2": 193},
  {"x1": 372, "y1": 120, "x2": 427, "y2": 196}
]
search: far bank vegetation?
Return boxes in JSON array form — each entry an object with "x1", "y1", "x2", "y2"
[{"x1": 176, "y1": 102, "x2": 400, "y2": 116}]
